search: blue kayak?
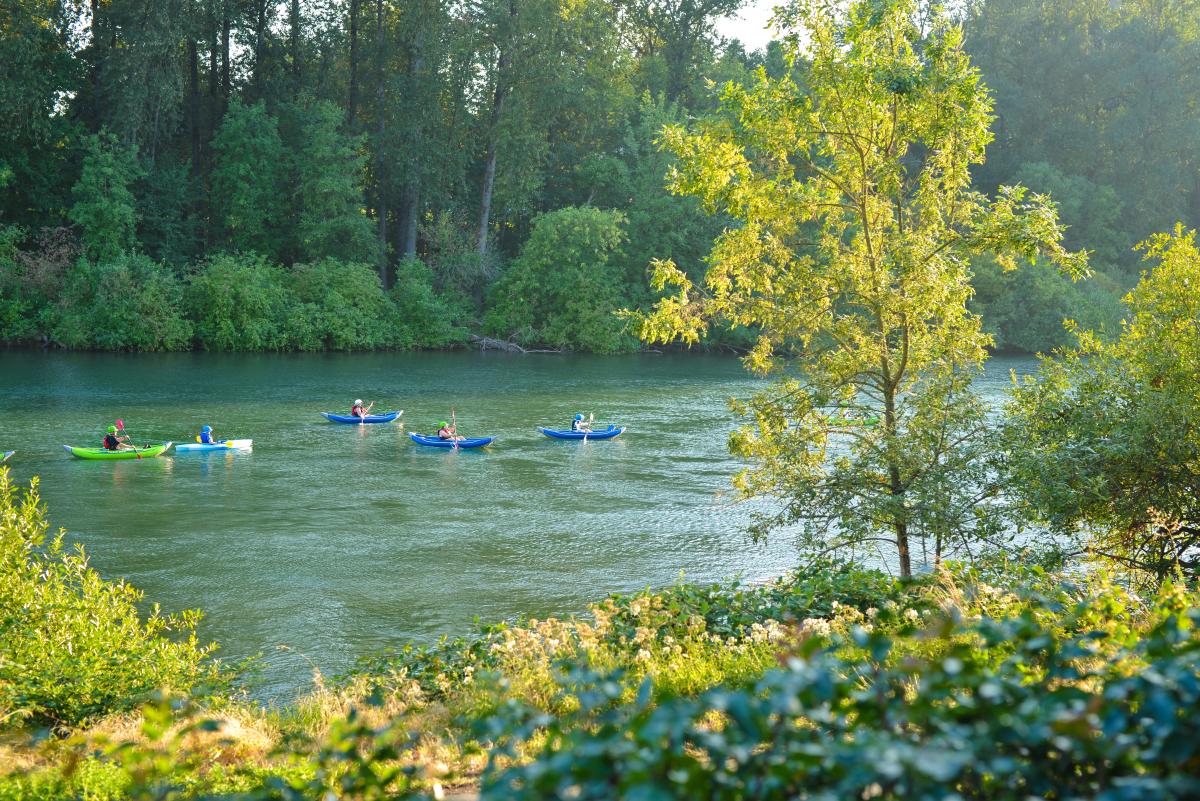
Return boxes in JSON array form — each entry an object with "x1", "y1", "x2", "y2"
[
  {"x1": 410, "y1": 433, "x2": 495, "y2": 449},
  {"x1": 1, "y1": 451, "x2": 12, "y2": 462},
  {"x1": 540, "y1": 425, "x2": 625, "y2": 440},
  {"x1": 322, "y1": 411, "x2": 403, "y2": 424}
]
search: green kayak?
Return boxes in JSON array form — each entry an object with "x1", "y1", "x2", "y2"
[{"x1": 63, "y1": 442, "x2": 173, "y2": 460}]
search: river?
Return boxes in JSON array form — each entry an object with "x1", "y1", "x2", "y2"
[{"x1": 0, "y1": 350, "x2": 1038, "y2": 698}]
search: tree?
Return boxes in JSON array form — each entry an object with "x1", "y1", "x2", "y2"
[
  {"x1": 485, "y1": 206, "x2": 634, "y2": 352},
  {"x1": 69, "y1": 131, "x2": 142, "y2": 263},
  {"x1": 635, "y1": 0, "x2": 1085, "y2": 577},
  {"x1": 209, "y1": 99, "x2": 287, "y2": 259},
  {"x1": 1005, "y1": 225, "x2": 1200, "y2": 585},
  {"x1": 287, "y1": 98, "x2": 381, "y2": 265}
]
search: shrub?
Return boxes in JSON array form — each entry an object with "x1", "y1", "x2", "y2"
[
  {"x1": 0, "y1": 470, "x2": 224, "y2": 729},
  {"x1": 484, "y1": 207, "x2": 636, "y2": 353},
  {"x1": 286, "y1": 258, "x2": 398, "y2": 350},
  {"x1": 389, "y1": 257, "x2": 467, "y2": 349},
  {"x1": 186, "y1": 253, "x2": 292, "y2": 351},
  {"x1": 482, "y1": 585, "x2": 1200, "y2": 801},
  {"x1": 52, "y1": 254, "x2": 192, "y2": 351}
]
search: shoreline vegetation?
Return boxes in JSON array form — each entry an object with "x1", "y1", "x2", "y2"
[{"x1": 2, "y1": 470, "x2": 1198, "y2": 800}]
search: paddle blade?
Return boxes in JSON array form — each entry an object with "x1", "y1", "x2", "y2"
[{"x1": 115, "y1": 418, "x2": 125, "y2": 430}]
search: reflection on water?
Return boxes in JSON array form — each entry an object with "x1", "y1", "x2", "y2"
[{"x1": 0, "y1": 350, "x2": 1036, "y2": 697}]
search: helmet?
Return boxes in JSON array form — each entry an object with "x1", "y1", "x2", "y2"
[
  {"x1": 355, "y1": 399, "x2": 363, "y2": 405},
  {"x1": 107, "y1": 425, "x2": 117, "y2": 434},
  {"x1": 201, "y1": 425, "x2": 212, "y2": 433},
  {"x1": 575, "y1": 413, "x2": 584, "y2": 421},
  {"x1": 440, "y1": 421, "x2": 449, "y2": 428}
]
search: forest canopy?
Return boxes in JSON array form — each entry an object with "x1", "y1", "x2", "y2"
[{"x1": 1, "y1": 0, "x2": 1198, "y2": 352}]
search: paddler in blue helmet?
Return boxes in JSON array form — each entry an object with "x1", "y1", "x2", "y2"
[
  {"x1": 570, "y1": 413, "x2": 591, "y2": 433},
  {"x1": 198, "y1": 424, "x2": 216, "y2": 444}
]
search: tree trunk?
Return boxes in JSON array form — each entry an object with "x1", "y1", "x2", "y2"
[
  {"x1": 208, "y1": 5, "x2": 219, "y2": 97},
  {"x1": 375, "y1": 0, "x2": 389, "y2": 286},
  {"x1": 221, "y1": 12, "x2": 231, "y2": 98},
  {"x1": 253, "y1": 1, "x2": 267, "y2": 92},
  {"x1": 348, "y1": 0, "x2": 360, "y2": 125},
  {"x1": 290, "y1": 0, "x2": 302, "y2": 85},
  {"x1": 188, "y1": 29, "x2": 201, "y2": 172},
  {"x1": 883, "y1": 385, "x2": 912, "y2": 579},
  {"x1": 476, "y1": 0, "x2": 517, "y2": 256},
  {"x1": 400, "y1": 21, "x2": 426, "y2": 259}
]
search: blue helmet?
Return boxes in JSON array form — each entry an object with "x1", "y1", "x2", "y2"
[
  {"x1": 201, "y1": 425, "x2": 212, "y2": 433},
  {"x1": 575, "y1": 413, "x2": 584, "y2": 421}
]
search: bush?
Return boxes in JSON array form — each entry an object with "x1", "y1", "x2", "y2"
[
  {"x1": 52, "y1": 253, "x2": 192, "y2": 351},
  {"x1": 0, "y1": 470, "x2": 224, "y2": 728},
  {"x1": 482, "y1": 584, "x2": 1200, "y2": 801},
  {"x1": 0, "y1": 227, "x2": 78, "y2": 344},
  {"x1": 186, "y1": 252, "x2": 292, "y2": 351},
  {"x1": 484, "y1": 207, "x2": 636, "y2": 353},
  {"x1": 389, "y1": 257, "x2": 467, "y2": 349},
  {"x1": 286, "y1": 258, "x2": 398, "y2": 350}
]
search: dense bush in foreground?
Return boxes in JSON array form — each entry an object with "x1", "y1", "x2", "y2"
[{"x1": 485, "y1": 590, "x2": 1200, "y2": 801}]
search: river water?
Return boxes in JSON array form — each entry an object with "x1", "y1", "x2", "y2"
[{"x1": 0, "y1": 350, "x2": 1037, "y2": 697}]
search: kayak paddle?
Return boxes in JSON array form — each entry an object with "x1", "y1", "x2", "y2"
[{"x1": 115, "y1": 418, "x2": 141, "y2": 460}]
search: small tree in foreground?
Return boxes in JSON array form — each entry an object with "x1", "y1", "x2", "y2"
[
  {"x1": 634, "y1": 0, "x2": 1085, "y2": 576},
  {"x1": 1006, "y1": 225, "x2": 1200, "y2": 587},
  {"x1": 0, "y1": 470, "x2": 222, "y2": 728}
]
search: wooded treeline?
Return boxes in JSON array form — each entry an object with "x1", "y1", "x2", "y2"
[{"x1": 1, "y1": 0, "x2": 1198, "y2": 352}]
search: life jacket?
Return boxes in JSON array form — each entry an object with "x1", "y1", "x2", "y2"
[
  {"x1": 103, "y1": 434, "x2": 119, "y2": 450},
  {"x1": 437, "y1": 427, "x2": 453, "y2": 439},
  {"x1": 351, "y1": 404, "x2": 364, "y2": 417},
  {"x1": 200, "y1": 431, "x2": 214, "y2": 444},
  {"x1": 571, "y1": 420, "x2": 583, "y2": 431}
]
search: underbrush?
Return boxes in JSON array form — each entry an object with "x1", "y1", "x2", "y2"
[{"x1": 2, "y1": 469, "x2": 1198, "y2": 800}]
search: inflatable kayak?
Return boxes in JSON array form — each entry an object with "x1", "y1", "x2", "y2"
[
  {"x1": 410, "y1": 433, "x2": 495, "y2": 449},
  {"x1": 1, "y1": 451, "x2": 12, "y2": 462},
  {"x1": 322, "y1": 411, "x2": 403, "y2": 424},
  {"x1": 175, "y1": 439, "x2": 253, "y2": 453},
  {"x1": 63, "y1": 442, "x2": 173, "y2": 460},
  {"x1": 539, "y1": 425, "x2": 625, "y2": 441}
]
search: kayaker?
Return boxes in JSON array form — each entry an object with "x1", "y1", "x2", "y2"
[
  {"x1": 571, "y1": 413, "x2": 591, "y2": 433},
  {"x1": 351, "y1": 399, "x2": 374, "y2": 420},
  {"x1": 102, "y1": 425, "x2": 131, "y2": 451},
  {"x1": 199, "y1": 425, "x2": 216, "y2": 444},
  {"x1": 437, "y1": 420, "x2": 462, "y2": 441}
]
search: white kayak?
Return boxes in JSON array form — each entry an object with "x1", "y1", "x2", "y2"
[{"x1": 175, "y1": 439, "x2": 253, "y2": 453}]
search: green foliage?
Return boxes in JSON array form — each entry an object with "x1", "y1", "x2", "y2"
[
  {"x1": 285, "y1": 99, "x2": 381, "y2": 265},
  {"x1": 210, "y1": 101, "x2": 287, "y2": 260},
  {"x1": 0, "y1": 227, "x2": 78, "y2": 344},
  {"x1": 389, "y1": 257, "x2": 468, "y2": 349},
  {"x1": 185, "y1": 253, "x2": 292, "y2": 351},
  {"x1": 636, "y1": 0, "x2": 1083, "y2": 575},
  {"x1": 1005, "y1": 225, "x2": 1200, "y2": 585},
  {"x1": 0, "y1": 470, "x2": 222, "y2": 729},
  {"x1": 482, "y1": 587, "x2": 1200, "y2": 801},
  {"x1": 971, "y1": 256, "x2": 1124, "y2": 352},
  {"x1": 52, "y1": 253, "x2": 192, "y2": 351},
  {"x1": 287, "y1": 259, "x2": 399, "y2": 350},
  {"x1": 484, "y1": 206, "x2": 635, "y2": 353},
  {"x1": 68, "y1": 132, "x2": 141, "y2": 263}
]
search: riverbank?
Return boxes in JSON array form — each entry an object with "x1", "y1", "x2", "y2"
[{"x1": 3, "y1": 543, "x2": 1195, "y2": 800}]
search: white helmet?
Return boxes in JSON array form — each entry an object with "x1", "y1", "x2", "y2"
[{"x1": 355, "y1": 399, "x2": 363, "y2": 405}]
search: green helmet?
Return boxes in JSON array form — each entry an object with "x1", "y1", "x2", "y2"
[
  {"x1": 440, "y1": 421, "x2": 449, "y2": 428},
  {"x1": 107, "y1": 425, "x2": 117, "y2": 434}
]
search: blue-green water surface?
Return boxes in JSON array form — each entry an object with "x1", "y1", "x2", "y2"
[{"x1": 0, "y1": 350, "x2": 1036, "y2": 697}]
